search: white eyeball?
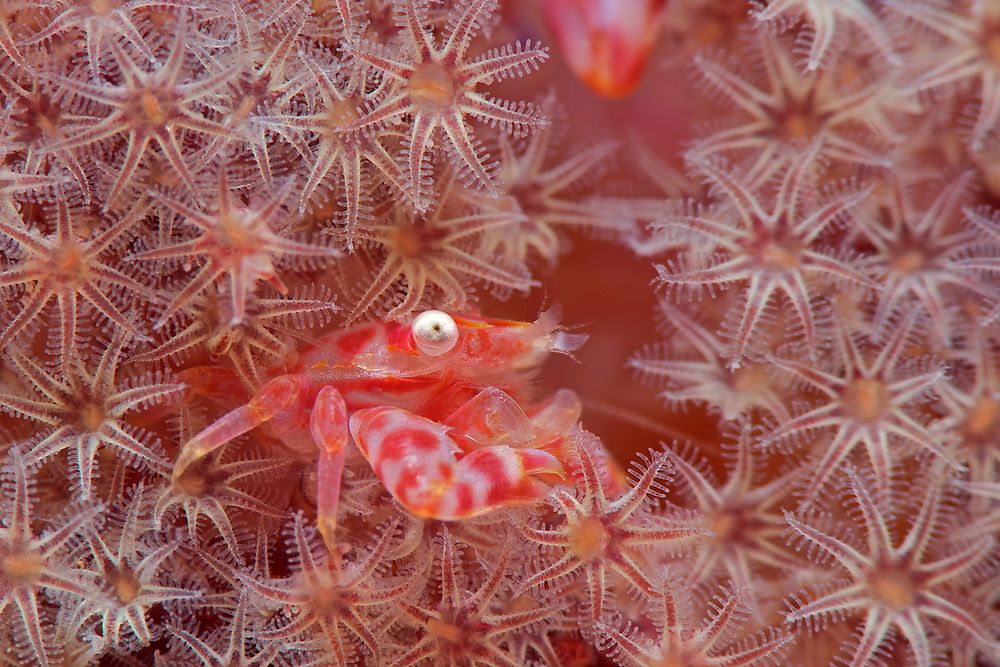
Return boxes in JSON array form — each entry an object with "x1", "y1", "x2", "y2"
[{"x1": 412, "y1": 310, "x2": 459, "y2": 356}]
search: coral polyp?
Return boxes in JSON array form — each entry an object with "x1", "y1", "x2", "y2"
[{"x1": 1, "y1": 1, "x2": 999, "y2": 665}]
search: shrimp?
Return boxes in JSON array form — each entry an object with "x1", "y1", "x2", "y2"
[{"x1": 172, "y1": 308, "x2": 596, "y2": 552}]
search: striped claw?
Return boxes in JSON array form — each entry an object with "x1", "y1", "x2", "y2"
[{"x1": 350, "y1": 406, "x2": 565, "y2": 520}]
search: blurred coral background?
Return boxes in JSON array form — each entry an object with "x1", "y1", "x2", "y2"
[{"x1": 1, "y1": 0, "x2": 1000, "y2": 665}]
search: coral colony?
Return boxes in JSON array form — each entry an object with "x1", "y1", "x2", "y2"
[{"x1": 2, "y1": 0, "x2": 1000, "y2": 665}]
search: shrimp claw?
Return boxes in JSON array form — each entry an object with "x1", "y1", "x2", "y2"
[{"x1": 350, "y1": 403, "x2": 565, "y2": 520}]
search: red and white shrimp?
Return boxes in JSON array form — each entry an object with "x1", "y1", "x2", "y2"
[{"x1": 172, "y1": 308, "x2": 598, "y2": 551}]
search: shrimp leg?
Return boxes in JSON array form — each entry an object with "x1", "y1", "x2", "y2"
[
  {"x1": 309, "y1": 386, "x2": 349, "y2": 554},
  {"x1": 176, "y1": 375, "x2": 351, "y2": 554},
  {"x1": 173, "y1": 373, "x2": 313, "y2": 480}
]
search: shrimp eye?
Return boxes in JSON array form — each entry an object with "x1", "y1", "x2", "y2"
[{"x1": 412, "y1": 310, "x2": 459, "y2": 356}]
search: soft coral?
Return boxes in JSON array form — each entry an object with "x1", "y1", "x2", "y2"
[{"x1": 347, "y1": 0, "x2": 549, "y2": 209}]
